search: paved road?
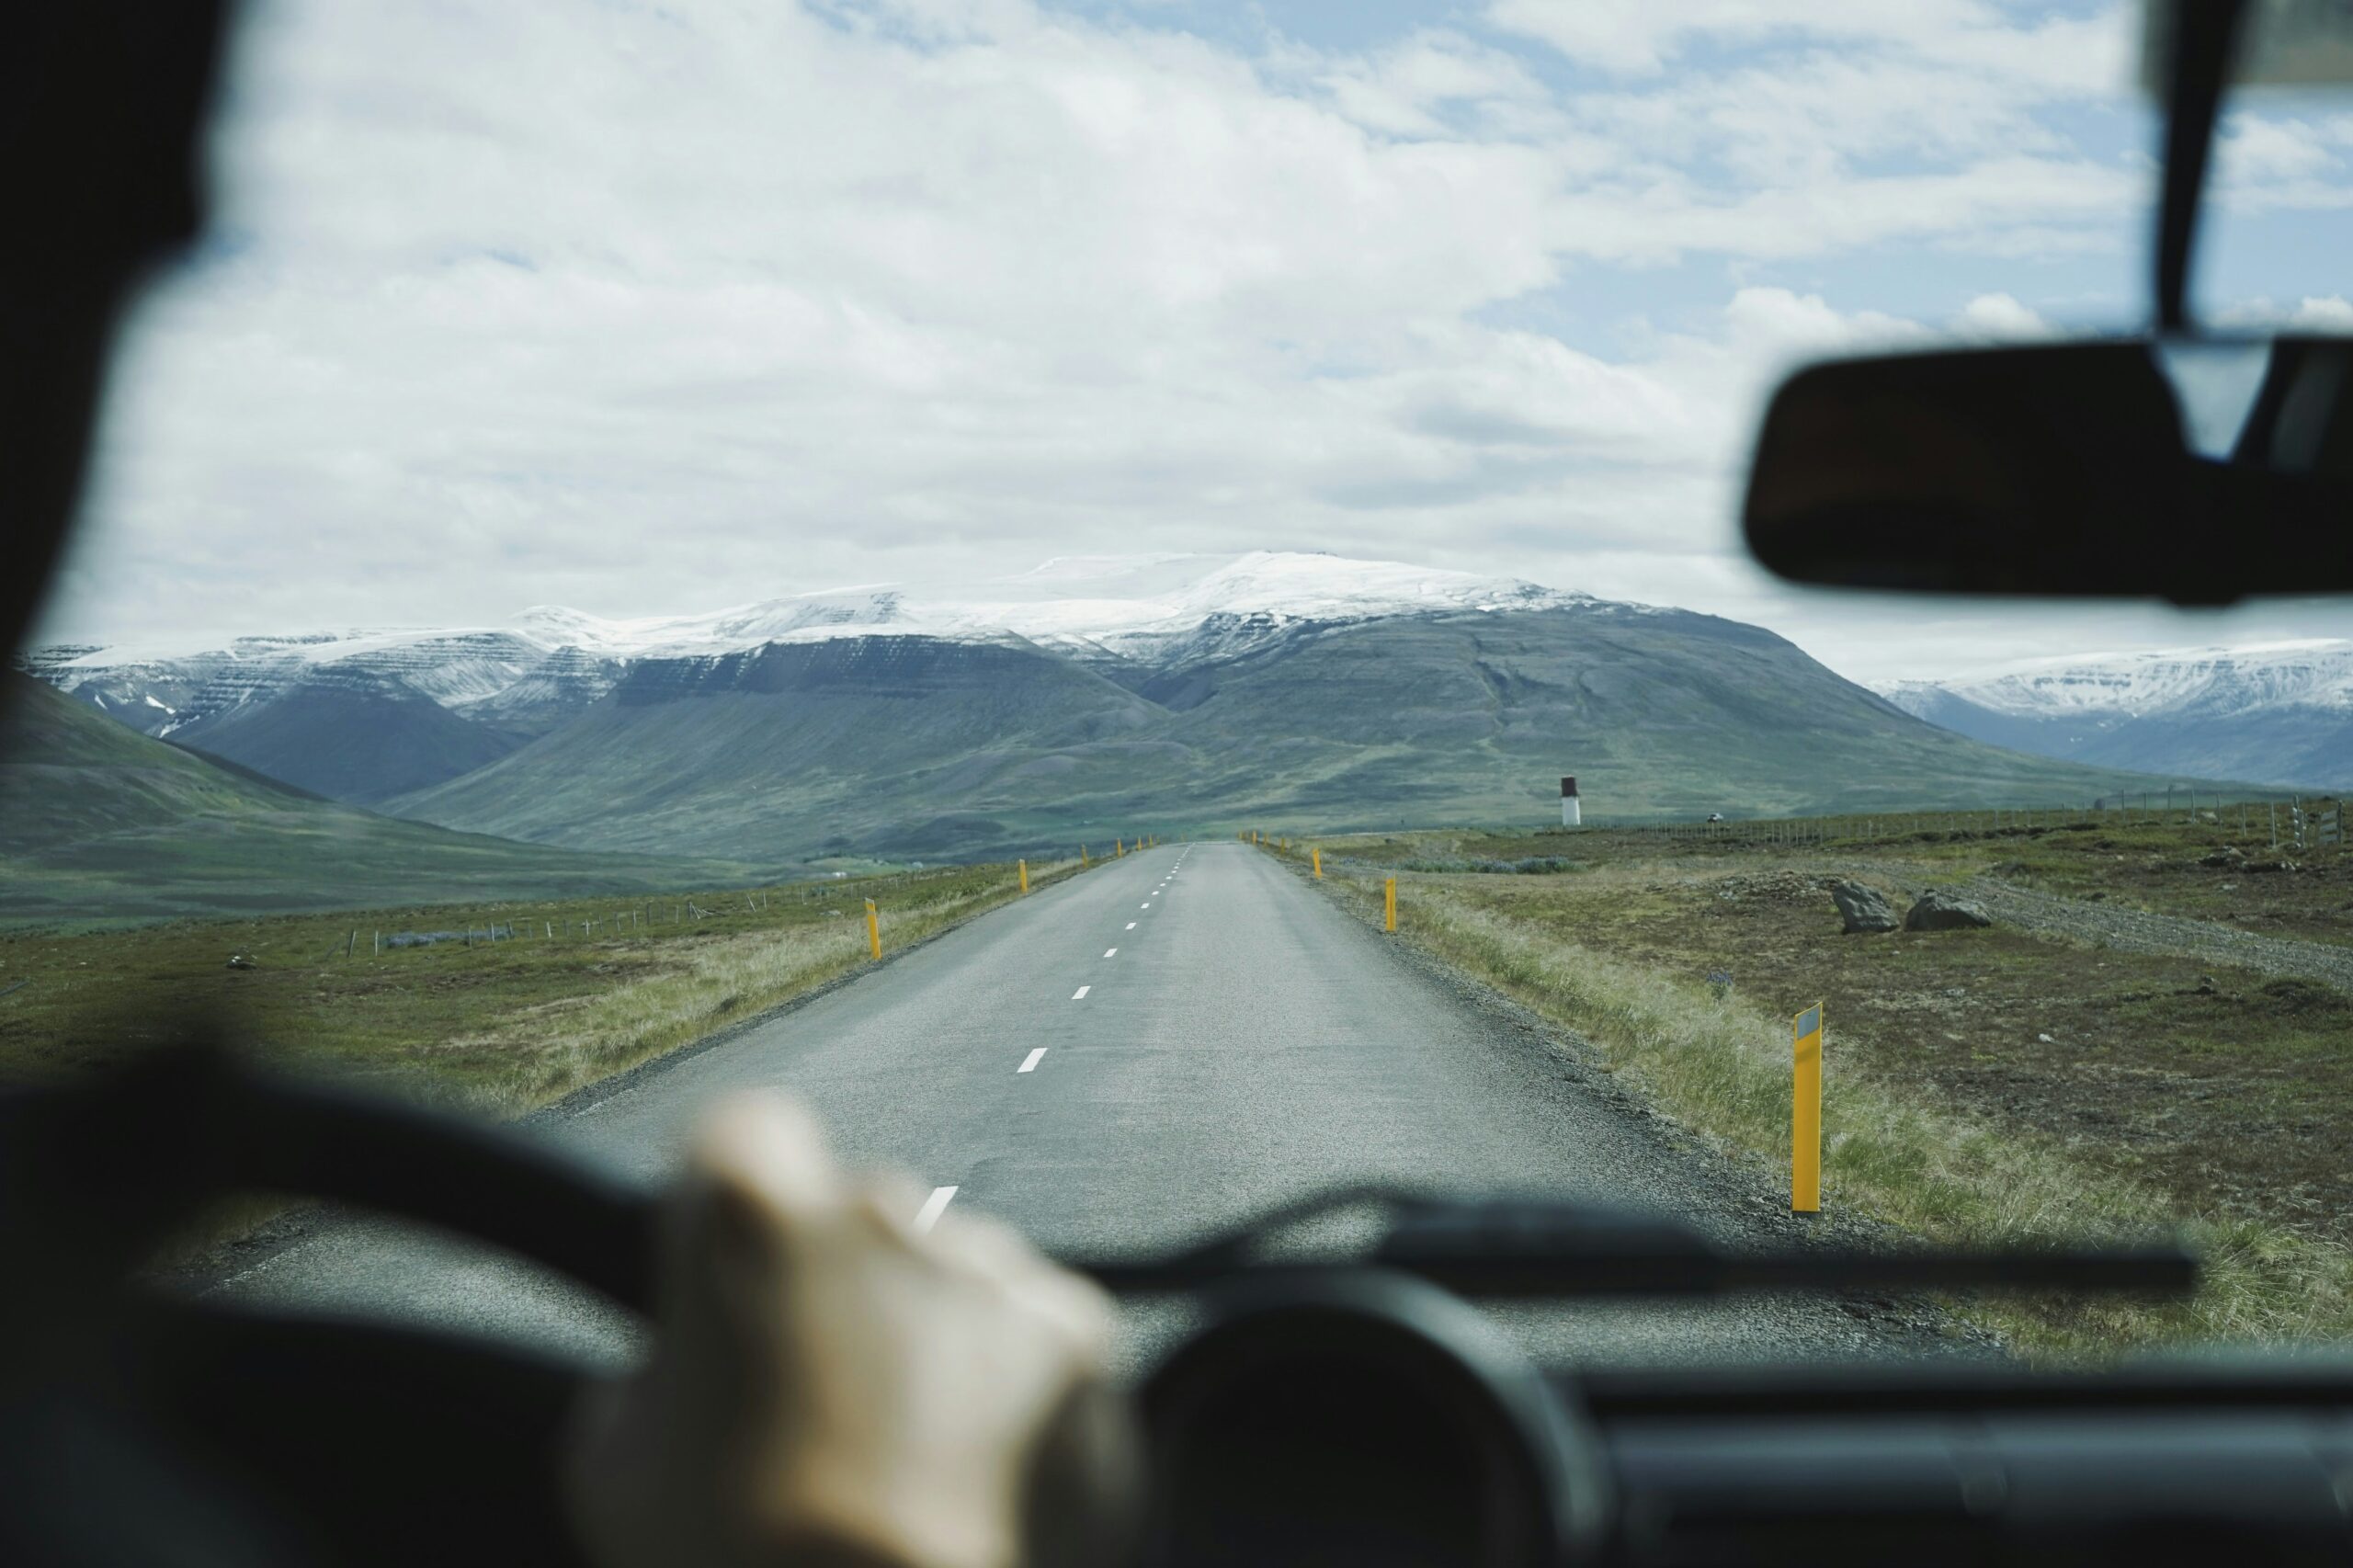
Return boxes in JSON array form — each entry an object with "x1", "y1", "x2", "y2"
[{"x1": 210, "y1": 842, "x2": 1940, "y2": 1370}]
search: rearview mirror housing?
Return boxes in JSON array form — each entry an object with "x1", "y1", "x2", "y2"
[{"x1": 1742, "y1": 338, "x2": 2353, "y2": 604}]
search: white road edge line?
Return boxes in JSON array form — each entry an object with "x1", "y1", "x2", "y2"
[
  {"x1": 915, "y1": 1186, "x2": 958, "y2": 1233},
  {"x1": 1018, "y1": 1048, "x2": 1046, "y2": 1074},
  {"x1": 1072, "y1": 984, "x2": 1091, "y2": 999}
]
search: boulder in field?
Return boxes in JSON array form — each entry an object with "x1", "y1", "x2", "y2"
[
  {"x1": 1830, "y1": 881, "x2": 1898, "y2": 934},
  {"x1": 1904, "y1": 890, "x2": 1993, "y2": 931}
]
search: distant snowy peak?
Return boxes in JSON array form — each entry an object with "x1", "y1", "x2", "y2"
[
  {"x1": 26, "y1": 551, "x2": 1617, "y2": 747},
  {"x1": 1878, "y1": 639, "x2": 2353, "y2": 720},
  {"x1": 503, "y1": 552, "x2": 1592, "y2": 660},
  {"x1": 48, "y1": 551, "x2": 1597, "y2": 671},
  {"x1": 508, "y1": 588, "x2": 918, "y2": 657}
]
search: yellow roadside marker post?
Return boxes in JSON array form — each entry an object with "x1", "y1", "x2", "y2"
[
  {"x1": 1792, "y1": 1003, "x2": 1824, "y2": 1214},
  {"x1": 1384, "y1": 876, "x2": 1397, "y2": 933},
  {"x1": 865, "y1": 899, "x2": 882, "y2": 961},
  {"x1": 1082, "y1": 845, "x2": 1089, "y2": 867},
  {"x1": 1018, "y1": 859, "x2": 1029, "y2": 893},
  {"x1": 1313, "y1": 847, "x2": 1322, "y2": 879},
  {"x1": 1116, "y1": 838, "x2": 1124, "y2": 857}
]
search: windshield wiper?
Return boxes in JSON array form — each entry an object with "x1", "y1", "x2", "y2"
[{"x1": 1068, "y1": 1187, "x2": 2197, "y2": 1300}]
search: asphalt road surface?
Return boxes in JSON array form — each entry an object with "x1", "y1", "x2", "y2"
[{"x1": 210, "y1": 842, "x2": 1947, "y2": 1370}]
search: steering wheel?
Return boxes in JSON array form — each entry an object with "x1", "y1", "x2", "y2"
[{"x1": 0, "y1": 1049, "x2": 1609, "y2": 1568}]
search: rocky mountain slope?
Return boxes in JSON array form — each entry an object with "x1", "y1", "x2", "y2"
[{"x1": 1879, "y1": 640, "x2": 2353, "y2": 790}]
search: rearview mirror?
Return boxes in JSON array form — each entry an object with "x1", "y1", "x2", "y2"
[{"x1": 1742, "y1": 338, "x2": 2353, "y2": 603}]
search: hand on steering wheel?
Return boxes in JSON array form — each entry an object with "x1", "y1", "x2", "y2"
[{"x1": 563, "y1": 1096, "x2": 1137, "y2": 1568}]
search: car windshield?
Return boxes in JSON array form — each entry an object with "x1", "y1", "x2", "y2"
[{"x1": 5, "y1": 0, "x2": 2350, "y2": 1374}]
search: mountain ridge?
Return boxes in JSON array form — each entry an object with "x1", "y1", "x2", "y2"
[
  {"x1": 20, "y1": 551, "x2": 2275, "y2": 864},
  {"x1": 387, "y1": 602, "x2": 2233, "y2": 861},
  {"x1": 1878, "y1": 640, "x2": 2353, "y2": 790}
]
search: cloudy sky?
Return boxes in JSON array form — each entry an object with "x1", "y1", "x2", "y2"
[{"x1": 34, "y1": 0, "x2": 2353, "y2": 681}]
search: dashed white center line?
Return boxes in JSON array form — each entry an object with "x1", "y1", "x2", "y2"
[
  {"x1": 1072, "y1": 984, "x2": 1091, "y2": 999},
  {"x1": 1104, "y1": 948, "x2": 1118, "y2": 958},
  {"x1": 1018, "y1": 1048, "x2": 1046, "y2": 1074},
  {"x1": 1126, "y1": 922, "x2": 1137, "y2": 930},
  {"x1": 914, "y1": 1186, "x2": 958, "y2": 1233},
  {"x1": 1141, "y1": 902, "x2": 1151, "y2": 909}
]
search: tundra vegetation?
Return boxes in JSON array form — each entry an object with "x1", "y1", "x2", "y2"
[
  {"x1": 1285, "y1": 810, "x2": 2353, "y2": 1356},
  {"x1": 0, "y1": 858, "x2": 1076, "y2": 1118}
]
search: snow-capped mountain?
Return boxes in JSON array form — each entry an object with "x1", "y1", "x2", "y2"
[
  {"x1": 1878, "y1": 640, "x2": 2353, "y2": 789},
  {"x1": 19, "y1": 552, "x2": 1606, "y2": 800},
  {"x1": 18, "y1": 549, "x2": 2222, "y2": 859},
  {"x1": 35, "y1": 551, "x2": 1591, "y2": 674}
]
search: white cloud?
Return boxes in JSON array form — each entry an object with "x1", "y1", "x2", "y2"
[
  {"x1": 2291, "y1": 294, "x2": 2353, "y2": 328},
  {"x1": 1484, "y1": 0, "x2": 2131, "y2": 88},
  {"x1": 2213, "y1": 292, "x2": 2353, "y2": 330},
  {"x1": 1314, "y1": 30, "x2": 1552, "y2": 139},
  {"x1": 32, "y1": 0, "x2": 2350, "y2": 685},
  {"x1": 1954, "y1": 290, "x2": 2054, "y2": 337}
]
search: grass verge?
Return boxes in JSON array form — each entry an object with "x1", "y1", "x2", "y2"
[
  {"x1": 13, "y1": 858, "x2": 1088, "y2": 1265},
  {"x1": 1296, "y1": 854, "x2": 2353, "y2": 1357},
  {"x1": 2, "y1": 858, "x2": 1083, "y2": 1119}
]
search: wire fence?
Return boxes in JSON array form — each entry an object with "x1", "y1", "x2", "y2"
[
  {"x1": 321, "y1": 858, "x2": 1053, "y2": 961},
  {"x1": 1595, "y1": 792, "x2": 2347, "y2": 855}
]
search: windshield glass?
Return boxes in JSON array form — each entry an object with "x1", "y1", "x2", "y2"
[{"x1": 6, "y1": 0, "x2": 2350, "y2": 1372}]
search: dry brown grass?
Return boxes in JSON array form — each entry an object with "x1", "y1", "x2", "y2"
[
  {"x1": 430, "y1": 869, "x2": 1064, "y2": 1115},
  {"x1": 1306, "y1": 858, "x2": 2353, "y2": 1357}
]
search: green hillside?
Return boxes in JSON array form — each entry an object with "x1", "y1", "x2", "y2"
[
  {"x1": 0, "y1": 674, "x2": 758, "y2": 926},
  {"x1": 385, "y1": 608, "x2": 2234, "y2": 859},
  {"x1": 168, "y1": 677, "x2": 526, "y2": 803}
]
